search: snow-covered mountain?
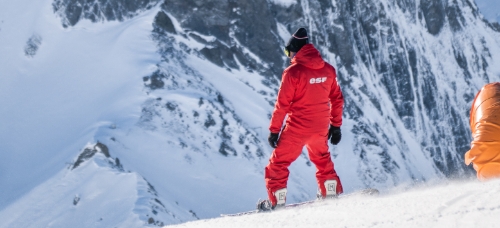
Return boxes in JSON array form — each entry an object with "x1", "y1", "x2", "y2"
[{"x1": 1, "y1": 0, "x2": 500, "y2": 227}]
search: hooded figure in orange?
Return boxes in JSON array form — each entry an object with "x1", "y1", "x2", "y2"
[{"x1": 465, "y1": 82, "x2": 500, "y2": 180}]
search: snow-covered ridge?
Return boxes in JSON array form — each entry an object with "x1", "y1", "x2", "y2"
[{"x1": 0, "y1": 142, "x2": 191, "y2": 227}]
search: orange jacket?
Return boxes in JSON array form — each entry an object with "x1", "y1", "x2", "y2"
[
  {"x1": 269, "y1": 44, "x2": 343, "y2": 135},
  {"x1": 465, "y1": 82, "x2": 500, "y2": 180}
]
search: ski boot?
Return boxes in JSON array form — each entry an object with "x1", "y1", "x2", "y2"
[
  {"x1": 257, "y1": 188, "x2": 287, "y2": 211},
  {"x1": 317, "y1": 180, "x2": 338, "y2": 200},
  {"x1": 256, "y1": 199, "x2": 273, "y2": 211}
]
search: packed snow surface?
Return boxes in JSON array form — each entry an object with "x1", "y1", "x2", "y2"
[{"x1": 167, "y1": 178, "x2": 500, "y2": 228}]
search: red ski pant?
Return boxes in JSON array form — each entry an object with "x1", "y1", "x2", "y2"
[{"x1": 265, "y1": 128, "x2": 343, "y2": 205}]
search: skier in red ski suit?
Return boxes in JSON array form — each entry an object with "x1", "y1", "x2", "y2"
[{"x1": 260, "y1": 28, "x2": 344, "y2": 210}]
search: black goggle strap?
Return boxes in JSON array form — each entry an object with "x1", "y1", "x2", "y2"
[{"x1": 292, "y1": 35, "x2": 308, "y2": 39}]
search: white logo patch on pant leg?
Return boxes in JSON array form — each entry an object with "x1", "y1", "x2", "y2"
[
  {"x1": 274, "y1": 188, "x2": 287, "y2": 206},
  {"x1": 324, "y1": 180, "x2": 337, "y2": 196}
]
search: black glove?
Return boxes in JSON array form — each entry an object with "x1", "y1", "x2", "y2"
[
  {"x1": 328, "y1": 126, "x2": 341, "y2": 145},
  {"x1": 268, "y1": 132, "x2": 279, "y2": 148}
]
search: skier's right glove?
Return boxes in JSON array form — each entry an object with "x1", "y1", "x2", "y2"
[
  {"x1": 268, "y1": 132, "x2": 279, "y2": 148},
  {"x1": 328, "y1": 125, "x2": 341, "y2": 145}
]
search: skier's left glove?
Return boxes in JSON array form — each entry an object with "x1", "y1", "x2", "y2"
[
  {"x1": 268, "y1": 132, "x2": 279, "y2": 148},
  {"x1": 328, "y1": 125, "x2": 341, "y2": 145}
]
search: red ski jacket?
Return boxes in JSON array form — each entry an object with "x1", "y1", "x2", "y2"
[{"x1": 269, "y1": 44, "x2": 344, "y2": 135}]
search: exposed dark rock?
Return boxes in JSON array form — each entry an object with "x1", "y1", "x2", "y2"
[
  {"x1": 161, "y1": 0, "x2": 284, "y2": 76},
  {"x1": 199, "y1": 45, "x2": 239, "y2": 69},
  {"x1": 420, "y1": 0, "x2": 445, "y2": 35},
  {"x1": 488, "y1": 21, "x2": 500, "y2": 32},
  {"x1": 53, "y1": 0, "x2": 161, "y2": 27},
  {"x1": 154, "y1": 11, "x2": 176, "y2": 34},
  {"x1": 24, "y1": 34, "x2": 42, "y2": 57},
  {"x1": 189, "y1": 210, "x2": 199, "y2": 219},
  {"x1": 446, "y1": 0, "x2": 466, "y2": 32},
  {"x1": 144, "y1": 70, "x2": 166, "y2": 90},
  {"x1": 72, "y1": 142, "x2": 110, "y2": 169},
  {"x1": 73, "y1": 195, "x2": 80, "y2": 206},
  {"x1": 219, "y1": 141, "x2": 236, "y2": 156}
]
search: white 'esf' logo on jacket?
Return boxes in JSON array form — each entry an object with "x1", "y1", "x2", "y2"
[{"x1": 310, "y1": 77, "x2": 327, "y2": 84}]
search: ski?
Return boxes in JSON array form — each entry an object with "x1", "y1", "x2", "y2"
[
  {"x1": 220, "y1": 209, "x2": 261, "y2": 217},
  {"x1": 220, "y1": 188, "x2": 379, "y2": 217}
]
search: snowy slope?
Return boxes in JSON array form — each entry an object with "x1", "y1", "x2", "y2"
[
  {"x1": 168, "y1": 178, "x2": 500, "y2": 228},
  {"x1": 0, "y1": 142, "x2": 197, "y2": 227},
  {"x1": 0, "y1": 0, "x2": 160, "y2": 210},
  {"x1": 0, "y1": 0, "x2": 273, "y2": 225},
  {"x1": 0, "y1": 0, "x2": 270, "y2": 225}
]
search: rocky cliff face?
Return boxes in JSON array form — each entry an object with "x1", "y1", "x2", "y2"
[
  {"x1": 52, "y1": 0, "x2": 500, "y2": 221},
  {"x1": 282, "y1": 0, "x2": 496, "y2": 180},
  {"x1": 152, "y1": 0, "x2": 498, "y2": 182},
  {"x1": 53, "y1": 0, "x2": 161, "y2": 27}
]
